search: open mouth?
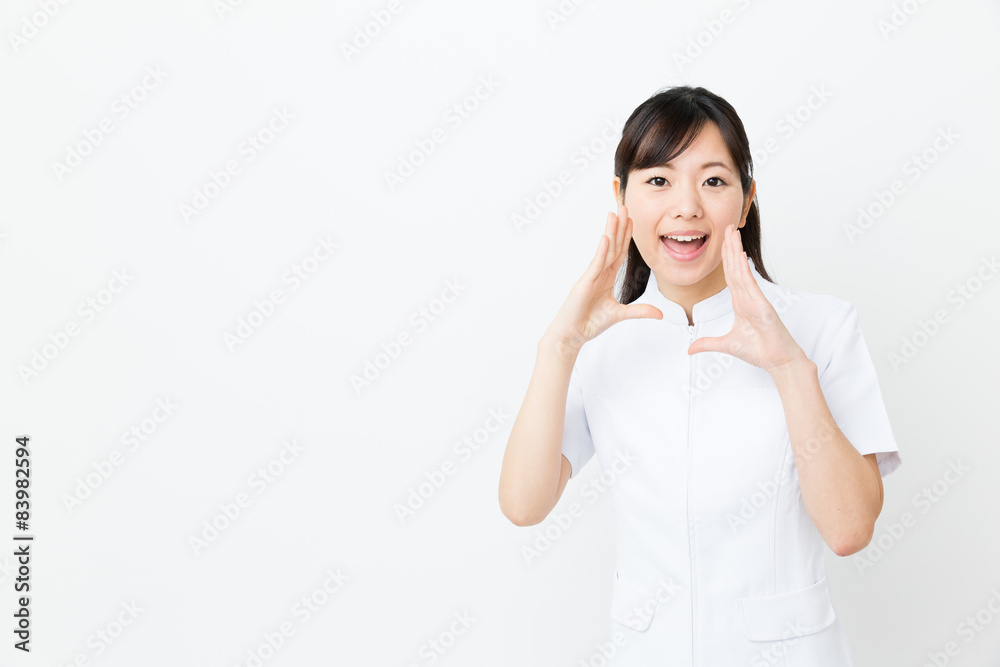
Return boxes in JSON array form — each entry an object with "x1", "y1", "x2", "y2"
[{"x1": 660, "y1": 233, "x2": 708, "y2": 259}]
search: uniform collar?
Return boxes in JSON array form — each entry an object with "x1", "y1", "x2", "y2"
[{"x1": 636, "y1": 256, "x2": 765, "y2": 325}]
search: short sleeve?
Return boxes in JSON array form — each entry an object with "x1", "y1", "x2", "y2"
[
  {"x1": 561, "y1": 361, "x2": 595, "y2": 479},
  {"x1": 817, "y1": 303, "x2": 902, "y2": 478}
]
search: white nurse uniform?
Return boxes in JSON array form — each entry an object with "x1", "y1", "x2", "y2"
[{"x1": 560, "y1": 257, "x2": 901, "y2": 666}]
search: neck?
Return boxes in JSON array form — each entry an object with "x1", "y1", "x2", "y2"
[{"x1": 654, "y1": 264, "x2": 728, "y2": 326}]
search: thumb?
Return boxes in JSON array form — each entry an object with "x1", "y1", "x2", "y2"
[
  {"x1": 619, "y1": 304, "x2": 663, "y2": 322},
  {"x1": 687, "y1": 334, "x2": 728, "y2": 356}
]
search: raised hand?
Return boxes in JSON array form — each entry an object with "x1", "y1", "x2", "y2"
[
  {"x1": 547, "y1": 203, "x2": 663, "y2": 354},
  {"x1": 687, "y1": 224, "x2": 804, "y2": 374}
]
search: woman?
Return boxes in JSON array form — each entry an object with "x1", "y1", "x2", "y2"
[{"x1": 498, "y1": 85, "x2": 901, "y2": 665}]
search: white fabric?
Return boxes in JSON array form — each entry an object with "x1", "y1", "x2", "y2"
[{"x1": 560, "y1": 257, "x2": 901, "y2": 666}]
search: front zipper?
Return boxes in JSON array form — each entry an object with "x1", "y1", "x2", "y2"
[{"x1": 686, "y1": 322, "x2": 697, "y2": 665}]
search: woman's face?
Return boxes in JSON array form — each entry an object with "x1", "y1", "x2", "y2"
[{"x1": 614, "y1": 121, "x2": 754, "y2": 300}]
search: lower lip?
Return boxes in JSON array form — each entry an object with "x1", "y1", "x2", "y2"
[{"x1": 661, "y1": 236, "x2": 709, "y2": 262}]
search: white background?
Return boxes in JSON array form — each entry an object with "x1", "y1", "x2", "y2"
[{"x1": 1, "y1": 0, "x2": 998, "y2": 665}]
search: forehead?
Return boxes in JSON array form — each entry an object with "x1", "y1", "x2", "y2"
[{"x1": 633, "y1": 121, "x2": 735, "y2": 172}]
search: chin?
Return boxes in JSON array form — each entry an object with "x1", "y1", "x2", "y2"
[{"x1": 655, "y1": 266, "x2": 707, "y2": 287}]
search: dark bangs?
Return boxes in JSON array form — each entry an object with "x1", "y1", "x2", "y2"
[{"x1": 616, "y1": 110, "x2": 708, "y2": 193}]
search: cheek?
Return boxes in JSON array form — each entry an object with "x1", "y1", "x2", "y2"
[
  {"x1": 716, "y1": 195, "x2": 746, "y2": 219},
  {"x1": 625, "y1": 198, "x2": 662, "y2": 229},
  {"x1": 629, "y1": 217, "x2": 658, "y2": 249},
  {"x1": 625, "y1": 215, "x2": 659, "y2": 261},
  {"x1": 704, "y1": 200, "x2": 745, "y2": 233}
]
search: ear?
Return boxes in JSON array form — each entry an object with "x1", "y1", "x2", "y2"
[
  {"x1": 738, "y1": 179, "x2": 756, "y2": 229},
  {"x1": 613, "y1": 176, "x2": 622, "y2": 204}
]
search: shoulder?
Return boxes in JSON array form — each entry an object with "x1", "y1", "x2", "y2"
[
  {"x1": 759, "y1": 277, "x2": 856, "y2": 330},
  {"x1": 759, "y1": 278, "x2": 862, "y2": 368}
]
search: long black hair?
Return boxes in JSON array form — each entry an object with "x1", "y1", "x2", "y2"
[{"x1": 614, "y1": 85, "x2": 773, "y2": 304}]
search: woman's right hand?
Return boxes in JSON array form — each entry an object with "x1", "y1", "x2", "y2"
[{"x1": 546, "y1": 203, "x2": 664, "y2": 354}]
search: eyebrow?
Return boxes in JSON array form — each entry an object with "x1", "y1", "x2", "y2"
[{"x1": 658, "y1": 161, "x2": 734, "y2": 173}]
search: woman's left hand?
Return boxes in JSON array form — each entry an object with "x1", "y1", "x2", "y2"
[{"x1": 687, "y1": 225, "x2": 805, "y2": 374}]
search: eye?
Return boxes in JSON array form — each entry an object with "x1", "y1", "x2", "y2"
[
  {"x1": 646, "y1": 176, "x2": 668, "y2": 187},
  {"x1": 705, "y1": 176, "x2": 726, "y2": 187}
]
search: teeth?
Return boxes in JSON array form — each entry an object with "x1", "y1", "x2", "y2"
[{"x1": 662, "y1": 234, "x2": 705, "y2": 242}]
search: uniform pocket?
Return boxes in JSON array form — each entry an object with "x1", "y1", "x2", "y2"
[
  {"x1": 609, "y1": 570, "x2": 659, "y2": 632},
  {"x1": 735, "y1": 576, "x2": 837, "y2": 641}
]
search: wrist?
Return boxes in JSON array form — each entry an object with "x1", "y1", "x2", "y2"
[
  {"x1": 539, "y1": 328, "x2": 582, "y2": 362},
  {"x1": 767, "y1": 347, "x2": 815, "y2": 385}
]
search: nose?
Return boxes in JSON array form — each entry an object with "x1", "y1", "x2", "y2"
[{"x1": 669, "y1": 181, "x2": 702, "y2": 220}]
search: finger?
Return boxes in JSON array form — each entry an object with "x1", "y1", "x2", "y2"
[
  {"x1": 733, "y1": 236, "x2": 752, "y2": 304},
  {"x1": 619, "y1": 303, "x2": 663, "y2": 322},
  {"x1": 610, "y1": 222, "x2": 631, "y2": 277},
  {"x1": 585, "y1": 232, "x2": 610, "y2": 280},
  {"x1": 616, "y1": 203, "x2": 628, "y2": 257},
  {"x1": 730, "y1": 225, "x2": 743, "y2": 282},
  {"x1": 688, "y1": 334, "x2": 728, "y2": 356},
  {"x1": 738, "y1": 230, "x2": 754, "y2": 284},
  {"x1": 732, "y1": 224, "x2": 741, "y2": 269},
  {"x1": 731, "y1": 228, "x2": 752, "y2": 313},
  {"x1": 731, "y1": 227, "x2": 759, "y2": 306},
  {"x1": 721, "y1": 225, "x2": 733, "y2": 289},
  {"x1": 614, "y1": 215, "x2": 634, "y2": 268},
  {"x1": 623, "y1": 211, "x2": 633, "y2": 245},
  {"x1": 603, "y1": 210, "x2": 615, "y2": 256},
  {"x1": 601, "y1": 211, "x2": 617, "y2": 272},
  {"x1": 733, "y1": 226, "x2": 747, "y2": 277},
  {"x1": 725, "y1": 225, "x2": 740, "y2": 292},
  {"x1": 728, "y1": 226, "x2": 749, "y2": 308},
  {"x1": 622, "y1": 204, "x2": 632, "y2": 250},
  {"x1": 741, "y1": 260, "x2": 769, "y2": 310},
  {"x1": 611, "y1": 204, "x2": 625, "y2": 265},
  {"x1": 604, "y1": 207, "x2": 614, "y2": 258}
]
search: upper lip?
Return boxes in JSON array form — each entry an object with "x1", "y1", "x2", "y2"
[{"x1": 660, "y1": 230, "x2": 708, "y2": 238}]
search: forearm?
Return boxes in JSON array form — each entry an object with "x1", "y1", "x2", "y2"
[
  {"x1": 769, "y1": 350, "x2": 882, "y2": 556},
  {"x1": 498, "y1": 331, "x2": 579, "y2": 526}
]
